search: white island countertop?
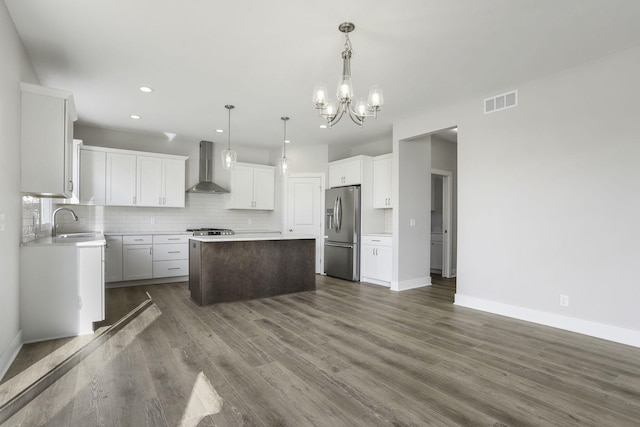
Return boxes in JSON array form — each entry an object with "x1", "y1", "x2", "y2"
[{"x1": 190, "y1": 233, "x2": 316, "y2": 243}]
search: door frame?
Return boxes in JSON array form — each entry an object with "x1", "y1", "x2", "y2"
[
  {"x1": 283, "y1": 173, "x2": 326, "y2": 274},
  {"x1": 431, "y1": 168, "x2": 453, "y2": 278}
]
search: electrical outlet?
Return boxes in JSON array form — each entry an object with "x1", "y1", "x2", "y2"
[
  {"x1": 409, "y1": 218, "x2": 416, "y2": 227},
  {"x1": 560, "y1": 295, "x2": 569, "y2": 307},
  {"x1": 150, "y1": 217, "x2": 156, "y2": 225}
]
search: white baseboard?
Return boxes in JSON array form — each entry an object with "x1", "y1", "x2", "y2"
[
  {"x1": 391, "y1": 276, "x2": 431, "y2": 292},
  {"x1": 454, "y1": 294, "x2": 640, "y2": 348},
  {"x1": 361, "y1": 277, "x2": 391, "y2": 288},
  {"x1": 0, "y1": 331, "x2": 22, "y2": 380}
]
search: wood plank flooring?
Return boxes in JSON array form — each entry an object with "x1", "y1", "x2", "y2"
[{"x1": 4, "y1": 275, "x2": 640, "y2": 426}]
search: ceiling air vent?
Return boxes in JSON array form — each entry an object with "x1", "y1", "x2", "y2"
[{"x1": 484, "y1": 90, "x2": 518, "y2": 114}]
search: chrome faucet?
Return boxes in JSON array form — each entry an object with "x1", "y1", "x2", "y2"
[{"x1": 52, "y1": 207, "x2": 79, "y2": 237}]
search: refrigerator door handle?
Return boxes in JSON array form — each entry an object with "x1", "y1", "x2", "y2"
[
  {"x1": 333, "y1": 196, "x2": 340, "y2": 233},
  {"x1": 336, "y1": 195, "x2": 342, "y2": 232}
]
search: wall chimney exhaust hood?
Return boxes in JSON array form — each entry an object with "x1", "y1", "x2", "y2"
[{"x1": 187, "y1": 140, "x2": 229, "y2": 193}]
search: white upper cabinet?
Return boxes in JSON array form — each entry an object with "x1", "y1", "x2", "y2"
[
  {"x1": 329, "y1": 159, "x2": 362, "y2": 188},
  {"x1": 79, "y1": 148, "x2": 106, "y2": 205},
  {"x1": 20, "y1": 83, "x2": 77, "y2": 198},
  {"x1": 373, "y1": 154, "x2": 393, "y2": 208},
  {"x1": 228, "y1": 162, "x2": 275, "y2": 210},
  {"x1": 106, "y1": 152, "x2": 137, "y2": 206},
  {"x1": 88, "y1": 147, "x2": 185, "y2": 208},
  {"x1": 162, "y1": 158, "x2": 186, "y2": 207},
  {"x1": 136, "y1": 156, "x2": 163, "y2": 207}
]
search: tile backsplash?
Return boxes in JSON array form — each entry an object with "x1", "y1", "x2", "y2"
[{"x1": 24, "y1": 193, "x2": 279, "y2": 239}]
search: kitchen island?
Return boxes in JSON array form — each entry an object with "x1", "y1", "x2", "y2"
[{"x1": 189, "y1": 234, "x2": 316, "y2": 305}]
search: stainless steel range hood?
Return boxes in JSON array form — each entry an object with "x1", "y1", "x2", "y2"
[{"x1": 186, "y1": 140, "x2": 229, "y2": 193}]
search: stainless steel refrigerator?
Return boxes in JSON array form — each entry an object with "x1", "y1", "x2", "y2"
[{"x1": 324, "y1": 185, "x2": 361, "y2": 281}]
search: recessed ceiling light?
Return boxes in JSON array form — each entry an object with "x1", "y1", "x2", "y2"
[
  {"x1": 319, "y1": 124, "x2": 327, "y2": 129},
  {"x1": 130, "y1": 114, "x2": 141, "y2": 120},
  {"x1": 216, "y1": 129, "x2": 224, "y2": 133},
  {"x1": 164, "y1": 132, "x2": 177, "y2": 141},
  {"x1": 285, "y1": 139, "x2": 291, "y2": 144},
  {"x1": 139, "y1": 86, "x2": 153, "y2": 93}
]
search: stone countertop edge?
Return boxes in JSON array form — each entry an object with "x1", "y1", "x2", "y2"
[
  {"x1": 22, "y1": 232, "x2": 106, "y2": 247},
  {"x1": 104, "y1": 231, "x2": 192, "y2": 236},
  {"x1": 190, "y1": 234, "x2": 316, "y2": 242}
]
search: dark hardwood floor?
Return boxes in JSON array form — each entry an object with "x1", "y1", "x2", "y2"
[{"x1": 4, "y1": 275, "x2": 640, "y2": 426}]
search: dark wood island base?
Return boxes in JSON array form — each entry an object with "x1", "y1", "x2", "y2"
[{"x1": 189, "y1": 236, "x2": 316, "y2": 305}]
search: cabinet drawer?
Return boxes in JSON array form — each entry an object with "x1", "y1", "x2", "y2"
[
  {"x1": 153, "y1": 234, "x2": 190, "y2": 244},
  {"x1": 153, "y1": 243, "x2": 188, "y2": 261},
  {"x1": 122, "y1": 235, "x2": 153, "y2": 245},
  {"x1": 153, "y1": 260, "x2": 189, "y2": 278},
  {"x1": 362, "y1": 235, "x2": 392, "y2": 246}
]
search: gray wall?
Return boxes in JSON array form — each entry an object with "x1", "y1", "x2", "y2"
[
  {"x1": 0, "y1": 1, "x2": 38, "y2": 376},
  {"x1": 394, "y1": 44, "x2": 640, "y2": 345}
]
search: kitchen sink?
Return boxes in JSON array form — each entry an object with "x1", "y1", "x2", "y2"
[{"x1": 56, "y1": 232, "x2": 100, "y2": 239}]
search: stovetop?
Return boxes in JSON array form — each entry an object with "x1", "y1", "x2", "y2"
[{"x1": 187, "y1": 228, "x2": 235, "y2": 236}]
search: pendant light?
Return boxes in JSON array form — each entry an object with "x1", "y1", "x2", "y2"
[
  {"x1": 277, "y1": 116, "x2": 290, "y2": 175},
  {"x1": 220, "y1": 104, "x2": 237, "y2": 171}
]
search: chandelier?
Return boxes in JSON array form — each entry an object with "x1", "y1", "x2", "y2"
[
  {"x1": 313, "y1": 22, "x2": 383, "y2": 127},
  {"x1": 220, "y1": 104, "x2": 237, "y2": 171},
  {"x1": 277, "y1": 117, "x2": 290, "y2": 175}
]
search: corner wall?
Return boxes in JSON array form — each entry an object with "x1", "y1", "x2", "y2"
[{"x1": 0, "y1": 2, "x2": 38, "y2": 377}]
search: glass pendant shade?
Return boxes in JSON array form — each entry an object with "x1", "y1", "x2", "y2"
[
  {"x1": 313, "y1": 83, "x2": 328, "y2": 107},
  {"x1": 277, "y1": 156, "x2": 290, "y2": 175},
  {"x1": 368, "y1": 84, "x2": 384, "y2": 109},
  {"x1": 221, "y1": 149, "x2": 237, "y2": 171}
]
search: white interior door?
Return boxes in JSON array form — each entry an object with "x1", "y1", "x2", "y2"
[{"x1": 286, "y1": 174, "x2": 324, "y2": 273}]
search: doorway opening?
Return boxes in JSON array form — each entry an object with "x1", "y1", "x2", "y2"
[{"x1": 429, "y1": 128, "x2": 457, "y2": 280}]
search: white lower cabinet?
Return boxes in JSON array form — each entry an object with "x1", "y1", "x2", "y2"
[
  {"x1": 107, "y1": 233, "x2": 190, "y2": 283},
  {"x1": 361, "y1": 235, "x2": 392, "y2": 286},
  {"x1": 105, "y1": 235, "x2": 123, "y2": 282},
  {"x1": 152, "y1": 234, "x2": 189, "y2": 278},
  {"x1": 21, "y1": 243, "x2": 104, "y2": 342},
  {"x1": 122, "y1": 235, "x2": 153, "y2": 281}
]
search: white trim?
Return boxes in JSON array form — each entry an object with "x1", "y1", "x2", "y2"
[
  {"x1": 454, "y1": 294, "x2": 640, "y2": 348},
  {"x1": 391, "y1": 276, "x2": 432, "y2": 292},
  {"x1": 0, "y1": 331, "x2": 23, "y2": 380}
]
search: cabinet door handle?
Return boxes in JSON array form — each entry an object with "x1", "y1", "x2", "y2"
[
  {"x1": 159, "y1": 197, "x2": 162, "y2": 204},
  {"x1": 168, "y1": 238, "x2": 180, "y2": 240},
  {"x1": 133, "y1": 196, "x2": 136, "y2": 205},
  {"x1": 168, "y1": 267, "x2": 181, "y2": 270},
  {"x1": 163, "y1": 197, "x2": 166, "y2": 205},
  {"x1": 168, "y1": 251, "x2": 180, "y2": 253}
]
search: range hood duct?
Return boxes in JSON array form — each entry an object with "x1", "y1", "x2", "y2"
[{"x1": 187, "y1": 140, "x2": 229, "y2": 193}]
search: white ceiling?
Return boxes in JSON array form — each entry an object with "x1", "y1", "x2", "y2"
[{"x1": 6, "y1": 0, "x2": 640, "y2": 150}]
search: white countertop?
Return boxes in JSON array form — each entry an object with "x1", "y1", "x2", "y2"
[
  {"x1": 190, "y1": 233, "x2": 316, "y2": 243},
  {"x1": 22, "y1": 232, "x2": 106, "y2": 247}
]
